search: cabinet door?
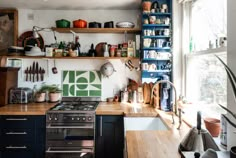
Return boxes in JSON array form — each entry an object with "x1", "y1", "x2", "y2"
[{"x1": 95, "y1": 115, "x2": 124, "y2": 158}]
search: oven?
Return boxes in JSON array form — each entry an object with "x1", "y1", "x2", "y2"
[{"x1": 45, "y1": 98, "x2": 99, "y2": 158}]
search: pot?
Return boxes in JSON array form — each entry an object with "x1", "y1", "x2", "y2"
[
  {"x1": 204, "y1": 117, "x2": 220, "y2": 137},
  {"x1": 56, "y1": 19, "x2": 70, "y2": 28},
  {"x1": 73, "y1": 19, "x2": 87, "y2": 28},
  {"x1": 104, "y1": 21, "x2": 114, "y2": 28},
  {"x1": 89, "y1": 22, "x2": 101, "y2": 28}
]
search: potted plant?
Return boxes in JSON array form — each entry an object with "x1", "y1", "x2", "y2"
[
  {"x1": 48, "y1": 84, "x2": 62, "y2": 102},
  {"x1": 35, "y1": 85, "x2": 49, "y2": 102},
  {"x1": 216, "y1": 55, "x2": 236, "y2": 157}
]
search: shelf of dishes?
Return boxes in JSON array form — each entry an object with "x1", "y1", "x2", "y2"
[
  {"x1": 142, "y1": 47, "x2": 171, "y2": 51},
  {"x1": 51, "y1": 27, "x2": 141, "y2": 34},
  {"x1": 143, "y1": 35, "x2": 170, "y2": 38},
  {"x1": 142, "y1": 70, "x2": 171, "y2": 78},
  {"x1": 143, "y1": 24, "x2": 170, "y2": 27},
  {"x1": 142, "y1": 13, "x2": 171, "y2": 16}
]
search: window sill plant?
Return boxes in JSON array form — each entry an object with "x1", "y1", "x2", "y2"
[{"x1": 216, "y1": 55, "x2": 236, "y2": 158}]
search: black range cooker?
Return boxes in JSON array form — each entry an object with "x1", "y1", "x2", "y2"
[{"x1": 45, "y1": 97, "x2": 100, "y2": 158}]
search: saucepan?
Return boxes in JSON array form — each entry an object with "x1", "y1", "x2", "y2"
[{"x1": 73, "y1": 19, "x2": 87, "y2": 28}]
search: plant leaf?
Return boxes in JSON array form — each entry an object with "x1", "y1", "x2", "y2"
[
  {"x1": 219, "y1": 104, "x2": 236, "y2": 119},
  {"x1": 222, "y1": 114, "x2": 236, "y2": 128},
  {"x1": 216, "y1": 55, "x2": 236, "y2": 102}
]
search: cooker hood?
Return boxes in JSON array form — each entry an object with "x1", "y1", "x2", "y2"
[{"x1": 179, "y1": 111, "x2": 220, "y2": 153}]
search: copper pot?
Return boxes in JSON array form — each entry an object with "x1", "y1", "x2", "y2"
[{"x1": 73, "y1": 19, "x2": 87, "y2": 28}]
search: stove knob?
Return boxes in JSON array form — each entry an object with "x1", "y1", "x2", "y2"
[
  {"x1": 71, "y1": 117, "x2": 75, "y2": 121},
  {"x1": 77, "y1": 117, "x2": 80, "y2": 121},
  {"x1": 54, "y1": 117, "x2": 58, "y2": 121},
  {"x1": 88, "y1": 116, "x2": 92, "y2": 121},
  {"x1": 48, "y1": 116, "x2": 52, "y2": 121},
  {"x1": 82, "y1": 117, "x2": 86, "y2": 121}
]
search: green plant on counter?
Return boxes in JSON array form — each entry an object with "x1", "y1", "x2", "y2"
[
  {"x1": 216, "y1": 55, "x2": 236, "y2": 128},
  {"x1": 37, "y1": 84, "x2": 61, "y2": 93}
]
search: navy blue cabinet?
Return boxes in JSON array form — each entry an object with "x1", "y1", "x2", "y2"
[
  {"x1": 0, "y1": 115, "x2": 45, "y2": 158},
  {"x1": 95, "y1": 115, "x2": 124, "y2": 158}
]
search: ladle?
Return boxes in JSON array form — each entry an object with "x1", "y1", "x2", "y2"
[{"x1": 52, "y1": 59, "x2": 58, "y2": 74}]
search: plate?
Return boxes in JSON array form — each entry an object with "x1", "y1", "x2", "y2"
[
  {"x1": 18, "y1": 31, "x2": 44, "y2": 50},
  {"x1": 25, "y1": 51, "x2": 45, "y2": 56},
  {"x1": 116, "y1": 22, "x2": 135, "y2": 28}
]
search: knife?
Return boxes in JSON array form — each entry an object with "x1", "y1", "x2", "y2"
[
  {"x1": 36, "y1": 62, "x2": 39, "y2": 82},
  {"x1": 29, "y1": 66, "x2": 32, "y2": 81},
  {"x1": 32, "y1": 61, "x2": 35, "y2": 82}
]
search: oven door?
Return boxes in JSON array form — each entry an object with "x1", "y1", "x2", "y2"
[{"x1": 46, "y1": 147, "x2": 94, "y2": 158}]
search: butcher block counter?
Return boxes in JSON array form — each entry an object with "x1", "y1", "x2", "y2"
[{"x1": 0, "y1": 102, "x2": 56, "y2": 115}]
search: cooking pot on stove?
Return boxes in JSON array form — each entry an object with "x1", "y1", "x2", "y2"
[
  {"x1": 104, "y1": 21, "x2": 114, "y2": 28},
  {"x1": 73, "y1": 19, "x2": 87, "y2": 28},
  {"x1": 89, "y1": 22, "x2": 101, "y2": 28}
]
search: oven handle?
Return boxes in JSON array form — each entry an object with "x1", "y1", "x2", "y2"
[
  {"x1": 100, "y1": 116, "x2": 103, "y2": 136},
  {"x1": 46, "y1": 147, "x2": 93, "y2": 153},
  {"x1": 46, "y1": 124, "x2": 93, "y2": 129}
]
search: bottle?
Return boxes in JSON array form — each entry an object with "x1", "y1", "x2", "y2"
[
  {"x1": 74, "y1": 36, "x2": 81, "y2": 56},
  {"x1": 88, "y1": 44, "x2": 95, "y2": 57}
]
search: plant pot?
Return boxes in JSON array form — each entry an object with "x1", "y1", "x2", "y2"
[
  {"x1": 204, "y1": 117, "x2": 221, "y2": 137},
  {"x1": 142, "y1": 1, "x2": 152, "y2": 13},
  {"x1": 231, "y1": 146, "x2": 236, "y2": 158},
  {"x1": 49, "y1": 92, "x2": 61, "y2": 102},
  {"x1": 35, "y1": 92, "x2": 46, "y2": 102}
]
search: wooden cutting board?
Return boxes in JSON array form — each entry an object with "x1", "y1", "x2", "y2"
[{"x1": 143, "y1": 82, "x2": 150, "y2": 104}]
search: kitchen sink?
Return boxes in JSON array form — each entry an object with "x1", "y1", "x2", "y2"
[{"x1": 124, "y1": 117, "x2": 168, "y2": 131}]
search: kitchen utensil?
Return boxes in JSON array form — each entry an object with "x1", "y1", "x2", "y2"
[
  {"x1": 17, "y1": 31, "x2": 44, "y2": 50},
  {"x1": 25, "y1": 67, "x2": 29, "y2": 81},
  {"x1": 29, "y1": 66, "x2": 32, "y2": 81},
  {"x1": 32, "y1": 61, "x2": 35, "y2": 82},
  {"x1": 104, "y1": 21, "x2": 114, "y2": 28},
  {"x1": 56, "y1": 19, "x2": 70, "y2": 28},
  {"x1": 100, "y1": 62, "x2": 116, "y2": 77},
  {"x1": 39, "y1": 67, "x2": 42, "y2": 81},
  {"x1": 41, "y1": 68, "x2": 45, "y2": 81},
  {"x1": 89, "y1": 22, "x2": 101, "y2": 28},
  {"x1": 103, "y1": 43, "x2": 109, "y2": 57},
  {"x1": 179, "y1": 111, "x2": 220, "y2": 153},
  {"x1": 52, "y1": 60, "x2": 58, "y2": 74},
  {"x1": 73, "y1": 19, "x2": 87, "y2": 28},
  {"x1": 36, "y1": 62, "x2": 39, "y2": 82},
  {"x1": 116, "y1": 22, "x2": 135, "y2": 28}
]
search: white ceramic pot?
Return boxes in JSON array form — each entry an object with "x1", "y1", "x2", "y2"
[
  {"x1": 49, "y1": 93, "x2": 61, "y2": 102},
  {"x1": 35, "y1": 92, "x2": 46, "y2": 102}
]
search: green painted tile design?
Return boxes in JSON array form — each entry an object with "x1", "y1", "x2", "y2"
[{"x1": 62, "y1": 70, "x2": 101, "y2": 97}]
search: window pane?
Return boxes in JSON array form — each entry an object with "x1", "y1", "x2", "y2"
[
  {"x1": 186, "y1": 53, "x2": 227, "y2": 119},
  {"x1": 191, "y1": 0, "x2": 227, "y2": 51}
]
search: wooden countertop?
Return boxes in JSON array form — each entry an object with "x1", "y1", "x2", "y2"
[
  {"x1": 0, "y1": 103, "x2": 56, "y2": 115},
  {"x1": 96, "y1": 102, "x2": 159, "y2": 117}
]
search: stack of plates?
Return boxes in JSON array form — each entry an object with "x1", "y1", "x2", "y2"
[
  {"x1": 116, "y1": 22, "x2": 135, "y2": 28},
  {"x1": 25, "y1": 51, "x2": 45, "y2": 56}
]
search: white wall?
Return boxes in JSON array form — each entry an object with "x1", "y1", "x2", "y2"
[
  {"x1": 16, "y1": 9, "x2": 141, "y2": 101},
  {"x1": 227, "y1": 0, "x2": 236, "y2": 149}
]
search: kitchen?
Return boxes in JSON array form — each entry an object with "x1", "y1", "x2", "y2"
[{"x1": 0, "y1": 0, "x2": 235, "y2": 158}]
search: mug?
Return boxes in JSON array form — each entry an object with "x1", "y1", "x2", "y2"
[
  {"x1": 159, "y1": 53, "x2": 171, "y2": 59},
  {"x1": 161, "y1": 4, "x2": 168, "y2": 9},
  {"x1": 144, "y1": 29, "x2": 152, "y2": 36},
  {"x1": 147, "y1": 50, "x2": 157, "y2": 59},
  {"x1": 149, "y1": 16, "x2": 156, "y2": 24},
  {"x1": 142, "y1": 63, "x2": 149, "y2": 70},
  {"x1": 156, "y1": 39, "x2": 165, "y2": 48},
  {"x1": 144, "y1": 18, "x2": 149, "y2": 24},
  {"x1": 148, "y1": 64, "x2": 157, "y2": 71},
  {"x1": 164, "y1": 17, "x2": 170, "y2": 25},
  {"x1": 143, "y1": 38, "x2": 152, "y2": 48},
  {"x1": 164, "y1": 29, "x2": 170, "y2": 36}
]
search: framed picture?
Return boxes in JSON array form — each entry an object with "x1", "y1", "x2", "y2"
[{"x1": 0, "y1": 9, "x2": 18, "y2": 55}]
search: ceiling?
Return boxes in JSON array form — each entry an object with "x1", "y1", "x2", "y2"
[{"x1": 0, "y1": 0, "x2": 141, "y2": 10}]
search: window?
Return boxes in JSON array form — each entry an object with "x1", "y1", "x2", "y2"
[{"x1": 183, "y1": 0, "x2": 227, "y2": 122}]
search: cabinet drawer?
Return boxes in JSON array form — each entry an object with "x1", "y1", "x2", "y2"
[
  {"x1": 1, "y1": 150, "x2": 34, "y2": 158},
  {"x1": 0, "y1": 142, "x2": 34, "y2": 151},
  {"x1": 1, "y1": 116, "x2": 35, "y2": 128},
  {"x1": 1, "y1": 129, "x2": 34, "y2": 143}
]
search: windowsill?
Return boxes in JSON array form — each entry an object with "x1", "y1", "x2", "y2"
[{"x1": 186, "y1": 46, "x2": 227, "y2": 57}]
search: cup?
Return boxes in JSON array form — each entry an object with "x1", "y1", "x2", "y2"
[
  {"x1": 144, "y1": 18, "x2": 149, "y2": 24},
  {"x1": 156, "y1": 18, "x2": 161, "y2": 24},
  {"x1": 156, "y1": 39, "x2": 165, "y2": 48},
  {"x1": 164, "y1": 17, "x2": 170, "y2": 25},
  {"x1": 142, "y1": 63, "x2": 149, "y2": 70},
  {"x1": 143, "y1": 38, "x2": 152, "y2": 48},
  {"x1": 147, "y1": 50, "x2": 157, "y2": 59},
  {"x1": 164, "y1": 29, "x2": 170, "y2": 36},
  {"x1": 149, "y1": 16, "x2": 156, "y2": 24},
  {"x1": 148, "y1": 64, "x2": 157, "y2": 71},
  {"x1": 161, "y1": 4, "x2": 168, "y2": 9}
]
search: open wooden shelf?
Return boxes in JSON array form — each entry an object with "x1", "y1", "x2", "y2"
[
  {"x1": 5, "y1": 55, "x2": 140, "y2": 60},
  {"x1": 51, "y1": 27, "x2": 141, "y2": 34}
]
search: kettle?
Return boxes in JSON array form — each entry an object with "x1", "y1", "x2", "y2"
[{"x1": 178, "y1": 111, "x2": 220, "y2": 153}]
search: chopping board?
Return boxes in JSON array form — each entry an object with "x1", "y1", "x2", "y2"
[
  {"x1": 150, "y1": 83, "x2": 160, "y2": 109},
  {"x1": 143, "y1": 82, "x2": 151, "y2": 104}
]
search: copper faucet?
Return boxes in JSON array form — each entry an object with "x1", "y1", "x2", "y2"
[{"x1": 150, "y1": 80, "x2": 183, "y2": 130}]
